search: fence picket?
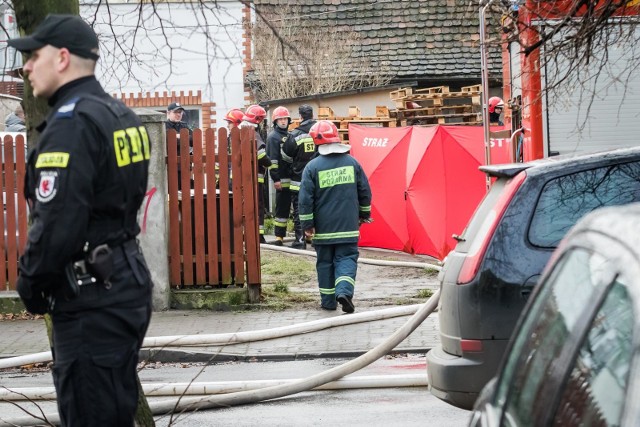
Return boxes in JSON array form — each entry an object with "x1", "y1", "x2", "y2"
[
  {"x1": 238, "y1": 127, "x2": 261, "y2": 301},
  {"x1": 192, "y1": 130, "x2": 206, "y2": 284},
  {"x1": 166, "y1": 130, "x2": 182, "y2": 286},
  {"x1": 15, "y1": 135, "x2": 27, "y2": 255},
  {"x1": 3, "y1": 137, "x2": 18, "y2": 288},
  {"x1": 179, "y1": 128, "x2": 194, "y2": 285},
  {"x1": 229, "y1": 127, "x2": 246, "y2": 284},
  {"x1": 0, "y1": 137, "x2": 7, "y2": 290},
  {"x1": 206, "y1": 130, "x2": 220, "y2": 284}
]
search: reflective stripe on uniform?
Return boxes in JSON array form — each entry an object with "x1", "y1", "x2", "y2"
[
  {"x1": 296, "y1": 136, "x2": 313, "y2": 146},
  {"x1": 274, "y1": 217, "x2": 288, "y2": 227},
  {"x1": 313, "y1": 231, "x2": 360, "y2": 240},
  {"x1": 360, "y1": 205, "x2": 371, "y2": 212},
  {"x1": 299, "y1": 213, "x2": 313, "y2": 221},
  {"x1": 319, "y1": 287, "x2": 335, "y2": 295},
  {"x1": 335, "y1": 276, "x2": 356, "y2": 287}
]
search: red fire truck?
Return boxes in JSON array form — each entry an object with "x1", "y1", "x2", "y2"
[{"x1": 484, "y1": 0, "x2": 640, "y2": 162}]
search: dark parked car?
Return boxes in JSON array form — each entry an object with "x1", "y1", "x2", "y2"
[
  {"x1": 469, "y1": 203, "x2": 640, "y2": 426},
  {"x1": 427, "y1": 147, "x2": 640, "y2": 410}
]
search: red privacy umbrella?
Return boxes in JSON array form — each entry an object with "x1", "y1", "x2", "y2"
[
  {"x1": 350, "y1": 125, "x2": 507, "y2": 260},
  {"x1": 350, "y1": 126, "x2": 414, "y2": 252}
]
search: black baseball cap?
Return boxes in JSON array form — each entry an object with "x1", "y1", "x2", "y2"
[
  {"x1": 299, "y1": 104, "x2": 313, "y2": 119},
  {"x1": 167, "y1": 102, "x2": 185, "y2": 112},
  {"x1": 8, "y1": 14, "x2": 99, "y2": 60}
]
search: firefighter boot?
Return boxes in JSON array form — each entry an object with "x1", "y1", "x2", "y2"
[{"x1": 291, "y1": 229, "x2": 306, "y2": 250}]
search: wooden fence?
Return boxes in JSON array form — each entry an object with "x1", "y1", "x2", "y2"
[
  {"x1": 0, "y1": 134, "x2": 28, "y2": 291},
  {"x1": 166, "y1": 126, "x2": 262, "y2": 301},
  {"x1": 0, "y1": 128, "x2": 262, "y2": 302}
]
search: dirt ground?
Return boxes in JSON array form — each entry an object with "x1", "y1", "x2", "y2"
[{"x1": 262, "y1": 245, "x2": 442, "y2": 309}]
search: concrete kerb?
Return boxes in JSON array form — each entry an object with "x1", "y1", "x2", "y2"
[{"x1": 139, "y1": 348, "x2": 431, "y2": 364}]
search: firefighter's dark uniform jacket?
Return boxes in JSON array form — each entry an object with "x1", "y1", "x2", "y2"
[
  {"x1": 266, "y1": 125, "x2": 292, "y2": 187},
  {"x1": 283, "y1": 119, "x2": 316, "y2": 192},
  {"x1": 255, "y1": 129, "x2": 272, "y2": 184},
  {"x1": 17, "y1": 76, "x2": 152, "y2": 313},
  {"x1": 298, "y1": 152, "x2": 372, "y2": 245}
]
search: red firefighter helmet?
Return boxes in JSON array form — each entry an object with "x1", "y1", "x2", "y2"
[
  {"x1": 309, "y1": 120, "x2": 341, "y2": 144},
  {"x1": 242, "y1": 105, "x2": 267, "y2": 124},
  {"x1": 224, "y1": 109, "x2": 244, "y2": 125},
  {"x1": 271, "y1": 106, "x2": 290, "y2": 122},
  {"x1": 488, "y1": 97, "x2": 505, "y2": 114}
]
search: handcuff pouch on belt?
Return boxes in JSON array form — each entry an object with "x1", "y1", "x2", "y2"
[{"x1": 64, "y1": 244, "x2": 114, "y2": 298}]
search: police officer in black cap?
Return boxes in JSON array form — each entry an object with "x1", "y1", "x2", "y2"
[
  {"x1": 166, "y1": 101, "x2": 193, "y2": 186},
  {"x1": 10, "y1": 14, "x2": 153, "y2": 426}
]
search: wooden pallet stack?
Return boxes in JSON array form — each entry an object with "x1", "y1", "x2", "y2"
[
  {"x1": 390, "y1": 85, "x2": 483, "y2": 126},
  {"x1": 290, "y1": 106, "x2": 396, "y2": 143}
]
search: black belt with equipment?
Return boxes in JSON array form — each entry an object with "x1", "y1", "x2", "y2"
[{"x1": 64, "y1": 239, "x2": 139, "y2": 299}]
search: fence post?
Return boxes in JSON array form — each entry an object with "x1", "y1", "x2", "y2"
[{"x1": 136, "y1": 109, "x2": 170, "y2": 310}]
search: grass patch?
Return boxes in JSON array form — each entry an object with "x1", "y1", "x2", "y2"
[
  {"x1": 415, "y1": 289, "x2": 434, "y2": 299},
  {"x1": 260, "y1": 283, "x2": 316, "y2": 311},
  {"x1": 259, "y1": 250, "x2": 317, "y2": 310},
  {"x1": 261, "y1": 251, "x2": 316, "y2": 285},
  {"x1": 424, "y1": 268, "x2": 440, "y2": 278}
]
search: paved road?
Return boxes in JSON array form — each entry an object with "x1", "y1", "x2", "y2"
[{"x1": 0, "y1": 354, "x2": 470, "y2": 426}]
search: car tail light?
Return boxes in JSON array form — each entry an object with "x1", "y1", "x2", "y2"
[
  {"x1": 457, "y1": 171, "x2": 527, "y2": 284},
  {"x1": 460, "y1": 339, "x2": 483, "y2": 352}
]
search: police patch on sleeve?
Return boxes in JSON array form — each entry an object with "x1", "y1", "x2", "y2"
[
  {"x1": 37, "y1": 171, "x2": 58, "y2": 203},
  {"x1": 35, "y1": 152, "x2": 69, "y2": 168}
]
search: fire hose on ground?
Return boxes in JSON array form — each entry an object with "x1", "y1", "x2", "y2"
[
  {"x1": 1, "y1": 374, "x2": 429, "y2": 401},
  {"x1": 261, "y1": 242, "x2": 442, "y2": 271},
  {"x1": 0, "y1": 252, "x2": 440, "y2": 370},
  {"x1": 1, "y1": 291, "x2": 439, "y2": 426},
  {"x1": 0, "y1": 250, "x2": 441, "y2": 426}
]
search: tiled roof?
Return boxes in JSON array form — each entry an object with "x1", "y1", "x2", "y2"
[{"x1": 253, "y1": 0, "x2": 502, "y2": 81}]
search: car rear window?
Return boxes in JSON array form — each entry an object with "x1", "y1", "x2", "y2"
[{"x1": 529, "y1": 161, "x2": 640, "y2": 247}]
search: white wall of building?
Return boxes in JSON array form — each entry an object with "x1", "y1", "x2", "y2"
[{"x1": 81, "y1": 0, "x2": 247, "y2": 124}]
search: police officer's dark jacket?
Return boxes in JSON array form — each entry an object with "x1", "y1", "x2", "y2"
[
  {"x1": 266, "y1": 125, "x2": 292, "y2": 184},
  {"x1": 165, "y1": 119, "x2": 192, "y2": 156},
  {"x1": 298, "y1": 152, "x2": 372, "y2": 245},
  {"x1": 18, "y1": 76, "x2": 150, "y2": 310},
  {"x1": 282, "y1": 119, "x2": 317, "y2": 191}
]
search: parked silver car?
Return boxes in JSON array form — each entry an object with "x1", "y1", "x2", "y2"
[{"x1": 469, "y1": 203, "x2": 640, "y2": 426}]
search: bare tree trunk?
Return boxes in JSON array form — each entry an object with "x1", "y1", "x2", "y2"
[
  {"x1": 135, "y1": 379, "x2": 155, "y2": 427},
  {"x1": 12, "y1": 0, "x2": 79, "y2": 149}
]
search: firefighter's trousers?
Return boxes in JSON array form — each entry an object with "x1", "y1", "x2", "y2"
[
  {"x1": 314, "y1": 243, "x2": 359, "y2": 309},
  {"x1": 273, "y1": 187, "x2": 292, "y2": 239}
]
